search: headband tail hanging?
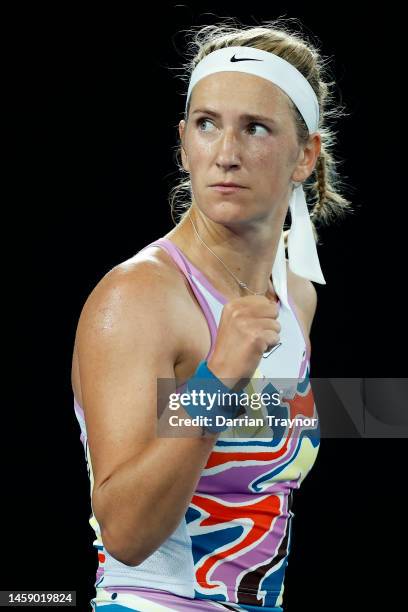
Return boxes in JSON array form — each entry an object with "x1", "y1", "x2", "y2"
[{"x1": 287, "y1": 183, "x2": 326, "y2": 284}]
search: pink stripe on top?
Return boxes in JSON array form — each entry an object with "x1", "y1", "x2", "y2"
[
  {"x1": 138, "y1": 237, "x2": 224, "y2": 362},
  {"x1": 142, "y1": 237, "x2": 229, "y2": 303}
]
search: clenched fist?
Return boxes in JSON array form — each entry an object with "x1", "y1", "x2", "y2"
[{"x1": 207, "y1": 286, "x2": 281, "y2": 390}]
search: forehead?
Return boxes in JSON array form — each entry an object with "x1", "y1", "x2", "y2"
[{"x1": 190, "y1": 71, "x2": 292, "y2": 117}]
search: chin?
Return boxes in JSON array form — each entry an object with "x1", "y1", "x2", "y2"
[{"x1": 208, "y1": 206, "x2": 256, "y2": 228}]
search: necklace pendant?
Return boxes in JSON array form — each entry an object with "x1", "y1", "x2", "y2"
[{"x1": 238, "y1": 281, "x2": 248, "y2": 289}]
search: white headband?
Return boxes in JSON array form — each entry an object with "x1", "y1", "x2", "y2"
[
  {"x1": 186, "y1": 46, "x2": 320, "y2": 133},
  {"x1": 185, "y1": 45, "x2": 326, "y2": 305}
]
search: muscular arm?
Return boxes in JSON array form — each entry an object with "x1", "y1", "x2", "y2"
[{"x1": 76, "y1": 258, "x2": 218, "y2": 567}]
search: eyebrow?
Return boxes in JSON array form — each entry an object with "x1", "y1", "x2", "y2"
[{"x1": 192, "y1": 108, "x2": 278, "y2": 125}]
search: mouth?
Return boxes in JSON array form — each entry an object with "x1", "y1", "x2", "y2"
[{"x1": 210, "y1": 183, "x2": 247, "y2": 194}]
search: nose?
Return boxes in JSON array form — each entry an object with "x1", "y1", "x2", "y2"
[{"x1": 215, "y1": 127, "x2": 242, "y2": 171}]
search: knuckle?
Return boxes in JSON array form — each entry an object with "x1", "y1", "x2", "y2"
[
  {"x1": 248, "y1": 329, "x2": 261, "y2": 346},
  {"x1": 230, "y1": 306, "x2": 241, "y2": 319},
  {"x1": 223, "y1": 300, "x2": 233, "y2": 313},
  {"x1": 227, "y1": 302, "x2": 243, "y2": 318}
]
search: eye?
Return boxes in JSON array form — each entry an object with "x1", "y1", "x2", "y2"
[
  {"x1": 195, "y1": 117, "x2": 270, "y2": 136},
  {"x1": 247, "y1": 122, "x2": 270, "y2": 136},
  {"x1": 196, "y1": 117, "x2": 215, "y2": 132}
]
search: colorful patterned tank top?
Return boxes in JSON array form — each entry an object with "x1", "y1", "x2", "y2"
[{"x1": 73, "y1": 234, "x2": 320, "y2": 611}]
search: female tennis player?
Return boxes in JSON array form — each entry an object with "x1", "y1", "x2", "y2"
[{"x1": 72, "y1": 18, "x2": 351, "y2": 611}]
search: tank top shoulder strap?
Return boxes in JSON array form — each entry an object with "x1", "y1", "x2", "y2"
[
  {"x1": 139, "y1": 237, "x2": 191, "y2": 277},
  {"x1": 138, "y1": 237, "x2": 218, "y2": 361}
]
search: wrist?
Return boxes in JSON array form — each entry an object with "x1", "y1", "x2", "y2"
[
  {"x1": 185, "y1": 360, "x2": 245, "y2": 433},
  {"x1": 206, "y1": 358, "x2": 246, "y2": 392}
]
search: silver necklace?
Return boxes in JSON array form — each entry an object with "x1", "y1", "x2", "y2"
[
  {"x1": 187, "y1": 211, "x2": 282, "y2": 358},
  {"x1": 188, "y1": 210, "x2": 269, "y2": 296}
]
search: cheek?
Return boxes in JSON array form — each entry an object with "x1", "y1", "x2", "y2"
[
  {"x1": 249, "y1": 143, "x2": 286, "y2": 176},
  {"x1": 247, "y1": 146, "x2": 269, "y2": 167},
  {"x1": 189, "y1": 134, "x2": 214, "y2": 161},
  {"x1": 251, "y1": 134, "x2": 289, "y2": 159}
]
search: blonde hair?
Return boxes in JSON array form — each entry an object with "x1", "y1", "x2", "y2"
[{"x1": 168, "y1": 16, "x2": 354, "y2": 245}]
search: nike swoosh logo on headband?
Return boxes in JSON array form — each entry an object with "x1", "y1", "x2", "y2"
[{"x1": 230, "y1": 54, "x2": 263, "y2": 62}]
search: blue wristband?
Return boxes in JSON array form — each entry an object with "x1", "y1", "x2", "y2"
[{"x1": 184, "y1": 360, "x2": 245, "y2": 433}]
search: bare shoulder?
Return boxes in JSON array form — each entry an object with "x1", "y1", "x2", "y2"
[
  {"x1": 286, "y1": 260, "x2": 318, "y2": 335},
  {"x1": 77, "y1": 247, "x2": 186, "y2": 334},
  {"x1": 71, "y1": 246, "x2": 190, "y2": 405}
]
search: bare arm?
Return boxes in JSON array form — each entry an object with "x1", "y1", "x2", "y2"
[{"x1": 76, "y1": 258, "x2": 218, "y2": 567}]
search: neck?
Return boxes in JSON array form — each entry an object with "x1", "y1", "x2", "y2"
[{"x1": 165, "y1": 202, "x2": 287, "y2": 298}]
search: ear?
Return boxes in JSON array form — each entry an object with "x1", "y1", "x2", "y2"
[
  {"x1": 178, "y1": 119, "x2": 190, "y2": 172},
  {"x1": 291, "y1": 132, "x2": 321, "y2": 183}
]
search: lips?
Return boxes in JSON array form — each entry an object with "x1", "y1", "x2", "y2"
[
  {"x1": 211, "y1": 184, "x2": 245, "y2": 194},
  {"x1": 212, "y1": 183, "x2": 245, "y2": 188}
]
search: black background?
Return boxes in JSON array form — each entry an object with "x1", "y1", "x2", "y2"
[{"x1": 5, "y1": 2, "x2": 407, "y2": 610}]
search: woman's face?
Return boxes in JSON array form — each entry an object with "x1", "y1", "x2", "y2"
[{"x1": 179, "y1": 71, "x2": 320, "y2": 226}]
